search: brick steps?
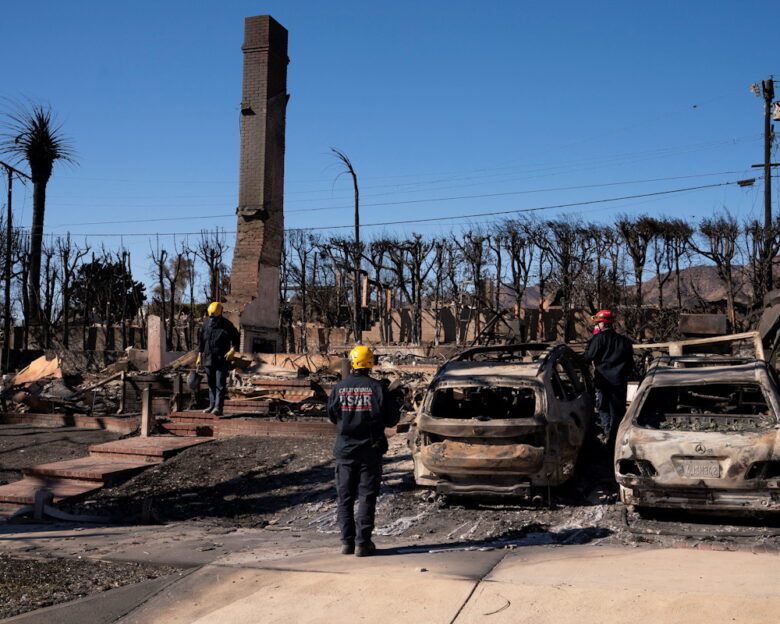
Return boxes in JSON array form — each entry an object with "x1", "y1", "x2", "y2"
[
  {"x1": 89, "y1": 436, "x2": 210, "y2": 460},
  {"x1": 0, "y1": 479, "x2": 102, "y2": 505},
  {"x1": 0, "y1": 503, "x2": 29, "y2": 521},
  {"x1": 0, "y1": 435, "x2": 212, "y2": 520},
  {"x1": 169, "y1": 401, "x2": 271, "y2": 421},
  {"x1": 169, "y1": 411, "x2": 225, "y2": 423},
  {"x1": 22, "y1": 456, "x2": 159, "y2": 483},
  {"x1": 215, "y1": 418, "x2": 335, "y2": 438},
  {"x1": 222, "y1": 399, "x2": 272, "y2": 414},
  {"x1": 159, "y1": 422, "x2": 214, "y2": 437},
  {"x1": 159, "y1": 415, "x2": 337, "y2": 439}
]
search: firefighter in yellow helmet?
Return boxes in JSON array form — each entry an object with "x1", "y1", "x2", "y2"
[
  {"x1": 327, "y1": 345, "x2": 399, "y2": 557},
  {"x1": 196, "y1": 302, "x2": 239, "y2": 416}
]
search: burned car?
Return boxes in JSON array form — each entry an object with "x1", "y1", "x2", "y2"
[
  {"x1": 408, "y1": 343, "x2": 594, "y2": 497},
  {"x1": 615, "y1": 355, "x2": 780, "y2": 513}
]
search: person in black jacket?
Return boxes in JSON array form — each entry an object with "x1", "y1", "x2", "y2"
[
  {"x1": 196, "y1": 302, "x2": 240, "y2": 416},
  {"x1": 583, "y1": 309, "x2": 634, "y2": 449},
  {"x1": 327, "y1": 345, "x2": 400, "y2": 557}
]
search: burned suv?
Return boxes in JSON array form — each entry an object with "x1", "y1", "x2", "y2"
[
  {"x1": 408, "y1": 343, "x2": 594, "y2": 497},
  {"x1": 616, "y1": 355, "x2": 780, "y2": 513}
]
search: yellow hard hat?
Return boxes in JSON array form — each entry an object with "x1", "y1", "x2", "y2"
[
  {"x1": 207, "y1": 301, "x2": 223, "y2": 317},
  {"x1": 349, "y1": 345, "x2": 374, "y2": 370}
]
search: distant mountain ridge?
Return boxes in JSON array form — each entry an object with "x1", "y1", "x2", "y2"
[{"x1": 496, "y1": 262, "x2": 778, "y2": 310}]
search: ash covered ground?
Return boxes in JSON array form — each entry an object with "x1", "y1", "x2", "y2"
[
  {"x1": 60, "y1": 433, "x2": 780, "y2": 552},
  {"x1": 0, "y1": 554, "x2": 180, "y2": 619}
]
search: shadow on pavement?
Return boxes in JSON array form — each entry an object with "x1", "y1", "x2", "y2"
[{"x1": 384, "y1": 524, "x2": 613, "y2": 555}]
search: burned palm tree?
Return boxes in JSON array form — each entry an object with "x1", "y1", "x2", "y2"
[{"x1": 1, "y1": 100, "x2": 75, "y2": 321}]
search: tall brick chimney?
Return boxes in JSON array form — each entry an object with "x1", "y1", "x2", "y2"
[{"x1": 224, "y1": 15, "x2": 288, "y2": 353}]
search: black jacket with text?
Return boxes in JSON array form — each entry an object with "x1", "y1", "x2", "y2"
[
  {"x1": 327, "y1": 371, "x2": 400, "y2": 460},
  {"x1": 583, "y1": 327, "x2": 634, "y2": 389}
]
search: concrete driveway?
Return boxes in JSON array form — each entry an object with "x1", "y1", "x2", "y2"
[{"x1": 4, "y1": 523, "x2": 779, "y2": 624}]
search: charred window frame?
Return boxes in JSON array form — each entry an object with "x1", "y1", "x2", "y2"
[
  {"x1": 551, "y1": 356, "x2": 583, "y2": 401},
  {"x1": 634, "y1": 382, "x2": 775, "y2": 431},
  {"x1": 428, "y1": 385, "x2": 538, "y2": 420},
  {"x1": 550, "y1": 372, "x2": 568, "y2": 401},
  {"x1": 562, "y1": 356, "x2": 586, "y2": 396}
]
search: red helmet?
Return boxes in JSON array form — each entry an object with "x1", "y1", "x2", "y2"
[{"x1": 591, "y1": 309, "x2": 615, "y2": 323}]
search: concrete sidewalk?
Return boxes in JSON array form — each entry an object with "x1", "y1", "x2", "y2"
[
  {"x1": 115, "y1": 544, "x2": 780, "y2": 624},
  {"x1": 4, "y1": 522, "x2": 780, "y2": 624}
]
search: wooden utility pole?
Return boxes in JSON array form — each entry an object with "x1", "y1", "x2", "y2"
[
  {"x1": 762, "y1": 78, "x2": 775, "y2": 295},
  {"x1": 0, "y1": 161, "x2": 31, "y2": 374}
]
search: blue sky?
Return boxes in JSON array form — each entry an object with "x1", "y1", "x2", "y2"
[{"x1": 1, "y1": 1, "x2": 777, "y2": 284}]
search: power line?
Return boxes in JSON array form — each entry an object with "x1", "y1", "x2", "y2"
[
  {"x1": 294, "y1": 171, "x2": 749, "y2": 213},
  {"x1": 34, "y1": 193, "x2": 690, "y2": 245},
  {"x1": 54, "y1": 133, "x2": 758, "y2": 189},
  {"x1": 48, "y1": 133, "x2": 757, "y2": 206},
  {"x1": 34, "y1": 180, "x2": 739, "y2": 238},
  {"x1": 50, "y1": 170, "x2": 747, "y2": 228},
  {"x1": 290, "y1": 181, "x2": 736, "y2": 231},
  {"x1": 53, "y1": 214, "x2": 233, "y2": 227}
]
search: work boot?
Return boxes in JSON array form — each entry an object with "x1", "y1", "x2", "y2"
[
  {"x1": 355, "y1": 541, "x2": 376, "y2": 557},
  {"x1": 202, "y1": 406, "x2": 213, "y2": 414},
  {"x1": 340, "y1": 542, "x2": 355, "y2": 555},
  {"x1": 212, "y1": 408, "x2": 223, "y2": 416}
]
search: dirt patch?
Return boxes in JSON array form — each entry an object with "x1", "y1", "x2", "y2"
[
  {"x1": 0, "y1": 553, "x2": 179, "y2": 619},
  {"x1": 67, "y1": 436, "x2": 336, "y2": 527},
  {"x1": 0, "y1": 425, "x2": 124, "y2": 485}
]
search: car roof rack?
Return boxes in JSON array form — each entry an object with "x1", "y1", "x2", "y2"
[
  {"x1": 633, "y1": 331, "x2": 765, "y2": 361},
  {"x1": 650, "y1": 355, "x2": 760, "y2": 369}
]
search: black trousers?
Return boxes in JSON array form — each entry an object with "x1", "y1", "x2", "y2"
[
  {"x1": 335, "y1": 451, "x2": 382, "y2": 545},
  {"x1": 204, "y1": 361, "x2": 228, "y2": 410},
  {"x1": 598, "y1": 384, "x2": 627, "y2": 448}
]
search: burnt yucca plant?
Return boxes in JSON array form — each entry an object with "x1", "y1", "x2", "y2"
[{"x1": 0, "y1": 99, "x2": 76, "y2": 319}]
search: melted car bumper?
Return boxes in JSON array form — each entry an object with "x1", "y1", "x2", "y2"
[
  {"x1": 620, "y1": 483, "x2": 780, "y2": 511},
  {"x1": 420, "y1": 439, "x2": 545, "y2": 475}
]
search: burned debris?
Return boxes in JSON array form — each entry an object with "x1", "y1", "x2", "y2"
[
  {"x1": 616, "y1": 337, "x2": 780, "y2": 514},
  {"x1": 409, "y1": 344, "x2": 594, "y2": 498}
]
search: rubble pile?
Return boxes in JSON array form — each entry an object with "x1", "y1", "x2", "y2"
[
  {"x1": 5, "y1": 342, "x2": 780, "y2": 553},
  {"x1": 2, "y1": 351, "x2": 434, "y2": 442},
  {"x1": 2, "y1": 355, "x2": 127, "y2": 416},
  {"x1": 1, "y1": 348, "x2": 439, "y2": 432}
]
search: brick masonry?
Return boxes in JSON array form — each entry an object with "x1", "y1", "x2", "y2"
[{"x1": 224, "y1": 15, "x2": 288, "y2": 352}]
